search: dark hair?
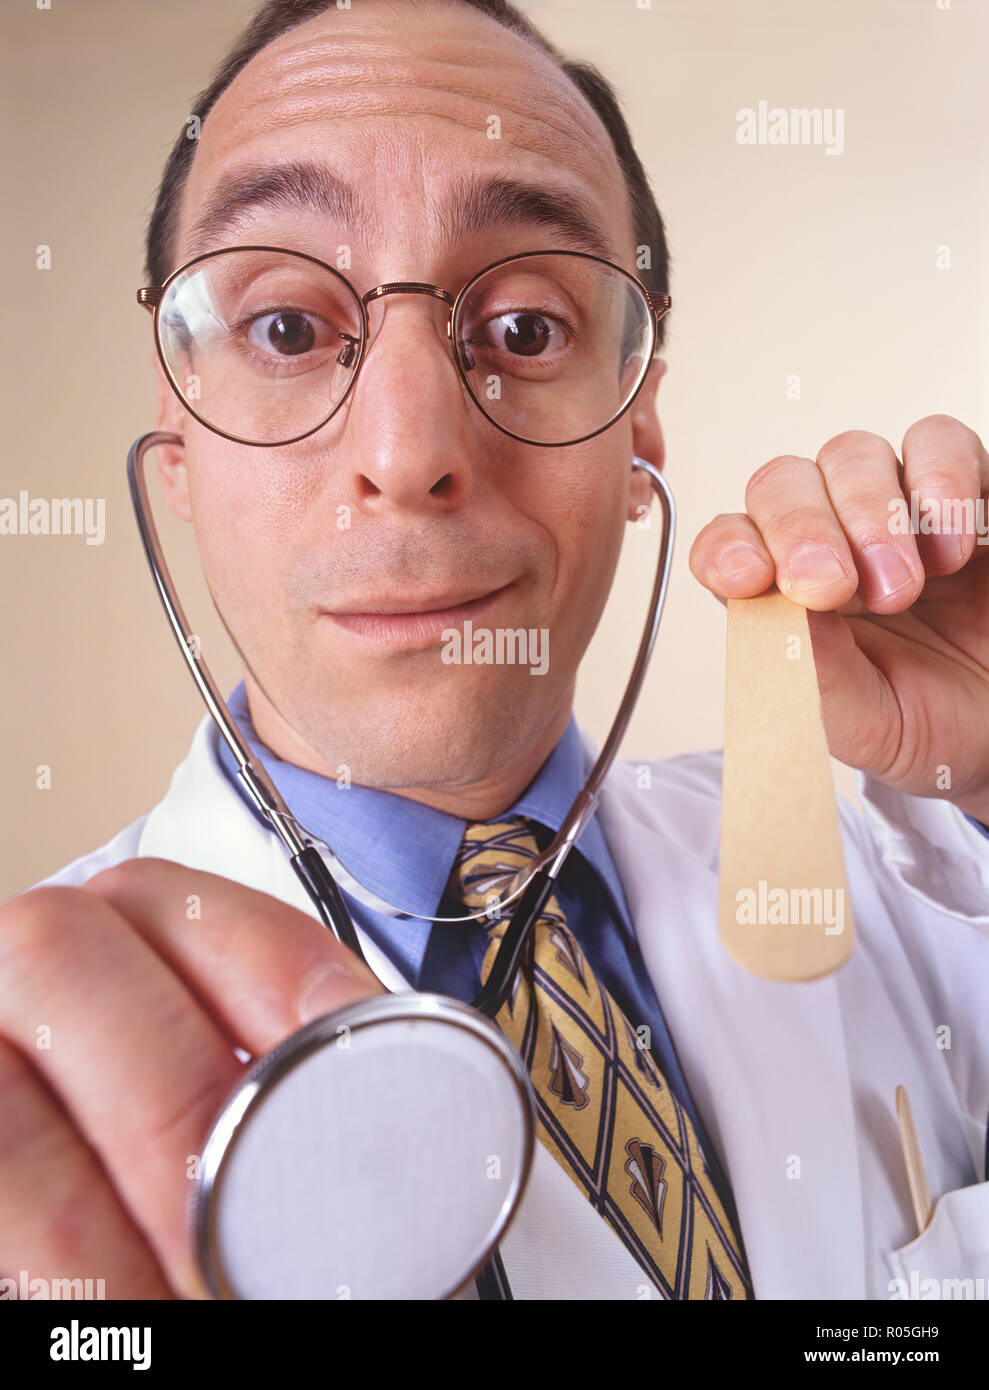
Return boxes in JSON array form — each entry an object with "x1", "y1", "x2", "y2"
[{"x1": 145, "y1": 0, "x2": 670, "y2": 347}]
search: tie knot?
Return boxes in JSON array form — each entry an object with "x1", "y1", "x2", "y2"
[{"x1": 451, "y1": 816, "x2": 543, "y2": 913}]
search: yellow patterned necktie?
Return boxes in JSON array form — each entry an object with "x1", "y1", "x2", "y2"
[{"x1": 450, "y1": 816, "x2": 752, "y2": 1299}]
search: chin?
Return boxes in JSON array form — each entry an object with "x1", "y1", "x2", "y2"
[{"x1": 290, "y1": 669, "x2": 561, "y2": 792}]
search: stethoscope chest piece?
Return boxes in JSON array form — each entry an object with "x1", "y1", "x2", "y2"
[{"x1": 193, "y1": 993, "x2": 536, "y2": 1299}]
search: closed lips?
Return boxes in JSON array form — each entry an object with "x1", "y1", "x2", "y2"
[
  {"x1": 322, "y1": 583, "x2": 514, "y2": 644},
  {"x1": 328, "y1": 584, "x2": 511, "y2": 616}
]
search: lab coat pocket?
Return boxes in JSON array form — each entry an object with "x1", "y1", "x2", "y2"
[{"x1": 886, "y1": 1182, "x2": 989, "y2": 1299}]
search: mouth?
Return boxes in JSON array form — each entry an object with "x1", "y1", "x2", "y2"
[{"x1": 321, "y1": 582, "x2": 515, "y2": 646}]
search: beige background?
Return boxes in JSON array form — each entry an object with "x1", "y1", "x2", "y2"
[{"x1": 2, "y1": 0, "x2": 986, "y2": 897}]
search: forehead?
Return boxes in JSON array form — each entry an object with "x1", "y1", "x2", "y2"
[{"x1": 174, "y1": 0, "x2": 635, "y2": 275}]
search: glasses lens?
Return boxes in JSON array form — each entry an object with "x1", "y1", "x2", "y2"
[
  {"x1": 157, "y1": 249, "x2": 364, "y2": 445},
  {"x1": 452, "y1": 253, "x2": 655, "y2": 446}
]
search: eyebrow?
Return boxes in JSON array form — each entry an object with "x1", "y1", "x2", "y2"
[{"x1": 184, "y1": 159, "x2": 622, "y2": 269}]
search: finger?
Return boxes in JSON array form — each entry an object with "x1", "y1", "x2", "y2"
[
  {"x1": 0, "y1": 885, "x2": 245, "y2": 1296},
  {"x1": 742, "y1": 456, "x2": 859, "y2": 610},
  {"x1": 83, "y1": 858, "x2": 385, "y2": 1057},
  {"x1": 900, "y1": 414, "x2": 989, "y2": 575},
  {"x1": 688, "y1": 512, "x2": 775, "y2": 601},
  {"x1": 0, "y1": 1038, "x2": 173, "y2": 1299},
  {"x1": 815, "y1": 429, "x2": 924, "y2": 613}
]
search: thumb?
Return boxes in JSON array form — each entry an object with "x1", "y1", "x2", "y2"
[{"x1": 805, "y1": 608, "x2": 900, "y2": 776}]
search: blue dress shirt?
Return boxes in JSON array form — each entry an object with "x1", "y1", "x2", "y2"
[{"x1": 215, "y1": 680, "x2": 742, "y2": 1238}]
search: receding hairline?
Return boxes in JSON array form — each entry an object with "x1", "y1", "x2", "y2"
[
  {"x1": 144, "y1": 0, "x2": 669, "y2": 351},
  {"x1": 169, "y1": 3, "x2": 631, "y2": 272}
]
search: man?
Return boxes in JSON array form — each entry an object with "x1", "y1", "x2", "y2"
[{"x1": 2, "y1": 0, "x2": 988, "y2": 1301}]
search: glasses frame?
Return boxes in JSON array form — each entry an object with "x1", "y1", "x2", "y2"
[{"x1": 138, "y1": 245, "x2": 671, "y2": 449}]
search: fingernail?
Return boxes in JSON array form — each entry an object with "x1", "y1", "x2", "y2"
[
  {"x1": 715, "y1": 543, "x2": 766, "y2": 582},
  {"x1": 297, "y1": 960, "x2": 365, "y2": 1025},
  {"x1": 917, "y1": 497, "x2": 967, "y2": 569},
  {"x1": 927, "y1": 531, "x2": 966, "y2": 569},
  {"x1": 861, "y1": 544, "x2": 917, "y2": 601},
  {"x1": 784, "y1": 544, "x2": 850, "y2": 592}
]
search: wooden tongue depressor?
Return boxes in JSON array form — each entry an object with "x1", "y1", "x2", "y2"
[
  {"x1": 718, "y1": 589, "x2": 855, "y2": 981},
  {"x1": 895, "y1": 1084, "x2": 933, "y2": 1236}
]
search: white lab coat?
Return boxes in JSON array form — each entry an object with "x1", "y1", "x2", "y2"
[{"x1": 37, "y1": 715, "x2": 989, "y2": 1300}]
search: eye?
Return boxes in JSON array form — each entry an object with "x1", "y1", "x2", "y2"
[
  {"x1": 476, "y1": 310, "x2": 567, "y2": 359},
  {"x1": 246, "y1": 310, "x2": 327, "y2": 357}
]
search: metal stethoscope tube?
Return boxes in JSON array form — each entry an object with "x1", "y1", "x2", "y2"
[{"x1": 127, "y1": 431, "x2": 676, "y2": 1300}]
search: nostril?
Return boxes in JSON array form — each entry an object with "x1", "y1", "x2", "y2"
[
  {"x1": 357, "y1": 474, "x2": 382, "y2": 500},
  {"x1": 430, "y1": 474, "x2": 455, "y2": 497}
]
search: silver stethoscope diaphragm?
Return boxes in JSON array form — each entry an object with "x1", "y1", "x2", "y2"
[{"x1": 193, "y1": 993, "x2": 536, "y2": 1300}]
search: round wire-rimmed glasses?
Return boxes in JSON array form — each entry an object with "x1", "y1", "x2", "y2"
[{"x1": 138, "y1": 246, "x2": 671, "y2": 449}]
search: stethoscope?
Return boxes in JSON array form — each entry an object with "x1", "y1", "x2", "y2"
[{"x1": 127, "y1": 430, "x2": 675, "y2": 1301}]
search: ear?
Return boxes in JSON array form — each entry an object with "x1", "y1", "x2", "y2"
[
  {"x1": 627, "y1": 356, "x2": 667, "y2": 522},
  {"x1": 152, "y1": 356, "x2": 192, "y2": 522}
]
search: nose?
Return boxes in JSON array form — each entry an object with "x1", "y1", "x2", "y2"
[{"x1": 339, "y1": 291, "x2": 478, "y2": 516}]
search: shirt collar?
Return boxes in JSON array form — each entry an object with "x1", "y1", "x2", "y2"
[{"x1": 216, "y1": 680, "x2": 630, "y2": 928}]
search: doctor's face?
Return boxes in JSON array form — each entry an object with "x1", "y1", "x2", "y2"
[{"x1": 155, "y1": 0, "x2": 663, "y2": 794}]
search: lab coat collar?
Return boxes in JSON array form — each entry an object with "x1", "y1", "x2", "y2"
[{"x1": 138, "y1": 716, "x2": 413, "y2": 993}]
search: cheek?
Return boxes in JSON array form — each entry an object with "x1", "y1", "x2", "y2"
[
  {"x1": 183, "y1": 440, "x2": 316, "y2": 607},
  {"x1": 543, "y1": 464, "x2": 629, "y2": 613}
]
